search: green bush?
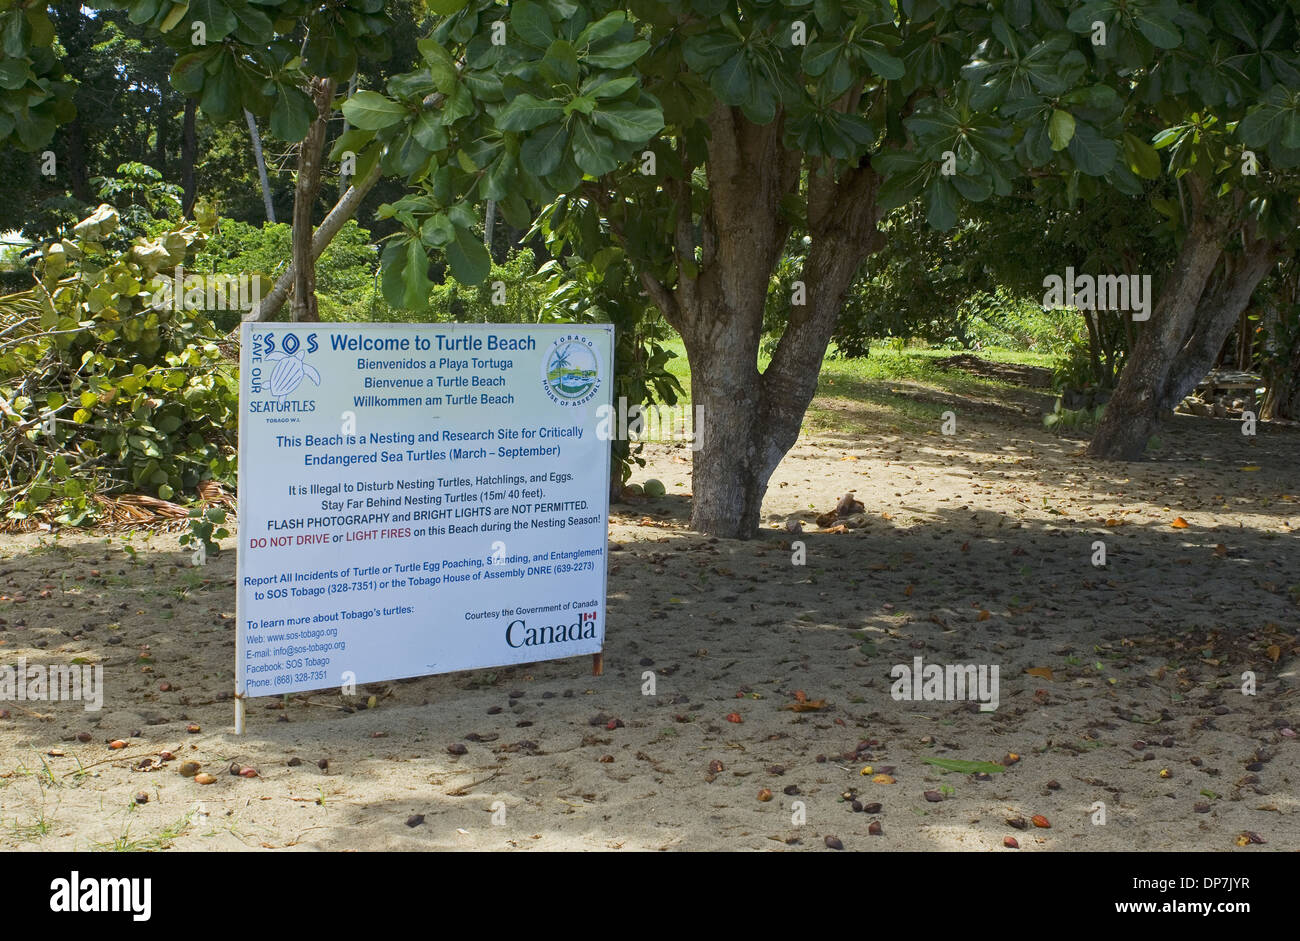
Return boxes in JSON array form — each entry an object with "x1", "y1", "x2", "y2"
[
  {"x1": 185, "y1": 216, "x2": 381, "y2": 329},
  {"x1": 964, "y1": 289, "x2": 1082, "y2": 356},
  {"x1": 0, "y1": 205, "x2": 238, "y2": 525},
  {"x1": 420, "y1": 249, "x2": 548, "y2": 324}
]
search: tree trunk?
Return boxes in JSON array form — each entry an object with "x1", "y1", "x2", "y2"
[
  {"x1": 1260, "y1": 260, "x2": 1299, "y2": 420},
  {"x1": 1156, "y1": 241, "x2": 1278, "y2": 412},
  {"x1": 661, "y1": 105, "x2": 882, "y2": 537},
  {"x1": 1082, "y1": 310, "x2": 1103, "y2": 386},
  {"x1": 339, "y1": 74, "x2": 357, "y2": 199},
  {"x1": 1272, "y1": 339, "x2": 1300, "y2": 420},
  {"x1": 484, "y1": 199, "x2": 497, "y2": 256},
  {"x1": 63, "y1": 117, "x2": 91, "y2": 202},
  {"x1": 181, "y1": 98, "x2": 197, "y2": 218},
  {"x1": 245, "y1": 158, "x2": 382, "y2": 324},
  {"x1": 290, "y1": 77, "x2": 337, "y2": 323},
  {"x1": 1086, "y1": 217, "x2": 1224, "y2": 460},
  {"x1": 154, "y1": 87, "x2": 167, "y2": 177},
  {"x1": 245, "y1": 110, "x2": 276, "y2": 224},
  {"x1": 246, "y1": 83, "x2": 457, "y2": 326}
]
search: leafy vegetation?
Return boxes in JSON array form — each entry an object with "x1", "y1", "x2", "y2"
[{"x1": 1, "y1": 205, "x2": 237, "y2": 525}]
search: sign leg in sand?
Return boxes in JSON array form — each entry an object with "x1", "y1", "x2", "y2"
[{"x1": 235, "y1": 323, "x2": 613, "y2": 733}]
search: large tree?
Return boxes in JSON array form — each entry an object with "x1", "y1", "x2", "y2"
[
  {"x1": 189, "y1": 0, "x2": 1300, "y2": 535},
  {"x1": 1085, "y1": 0, "x2": 1300, "y2": 460},
  {"x1": 366, "y1": 0, "x2": 1277, "y2": 536},
  {"x1": 18, "y1": 0, "x2": 1300, "y2": 536}
]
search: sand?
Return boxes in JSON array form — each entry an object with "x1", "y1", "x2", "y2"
[{"x1": 0, "y1": 389, "x2": 1297, "y2": 851}]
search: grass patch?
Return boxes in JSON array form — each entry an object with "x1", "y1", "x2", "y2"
[
  {"x1": 94, "y1": 812, "x2": 195, "y2": 852},
  {"x1": 659, "y1": 336, "x2": 1046, "y2": 436}
]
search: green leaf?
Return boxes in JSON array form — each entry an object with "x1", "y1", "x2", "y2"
[
  {"x1": 1123, "y1": 132, "x2": 1161, "y2": 178},
  {"x1": 951, "y1": 172, "x2": 993, "y2": 203},
  {"x1": 189, "y1": 0, "x2": 237, "y2": 41},
  {"x1": 411, "y1": 111, "x2": 448, "y2": 151},
  {"x1": 420, "y1": 213, "x2": 455, "y2": 248},
  {"x1": 584, "y1": 75, "x2": 638, "y2": 100},
  {"x1": 1134, "y1": 13, "x2": 1180, "y2": 49},
  {"x1": 1238, "y1": 103, "x2": 1286, "y2": 148},
  {"x1": 160, "y1": 1, "x2": 189, "y2": 33},
  {"x1": 858, "y1": 44, "x2": 905, "y2": 81},
  {"x1": 584, "y1": 40, "x2": 649, "y2": 70},
  {"x1": 713, "y1": 51, "x2": 753, "y2": 105},
  {"x1": 170, "y1": 51, "x2": 211, "y2": 95},
  {"x1": 541, "y1": 39, "x2": 580, "y2": 87},
  {"x1": 1048, "y1": 109, "x2": 1075, "y2": 151},
  {"x1": 565, "y1": 95, "x2": 596, "y2": 116},
  {"x1": 578, "y1": 11, "x2": 627, "y2": 47},
  {"x1": 418, "y1": 38, "x2": 459, "y2": 94},
  {"x1": 511, "y1": 0, "x2": 554, "y2": 49},
  {"x1": 341, "y1": 91, "x2": 406, "y2": 130},
  {"x1": 270, "y1": 86, "x2": 315, "y2": 141},
  {"x1": 426, "y1": 0, "x2": 469, "y2": 12},
  {"x1": 401, "y1": 238, "x2": 431, "y2": 309},
  {"x1": 683, "y1": 32, "x2": 742, "y2": 70},
  {"x1": 481, "y1": 149, "x2": 516, "y2": 201},
  {"x1": 925, "y1": 179, "x2": 957, "y2": 230},
  {"x1": 445, "y1": 224, "x2": 490, "y2": 284},
  {"x1": 497, "y1": 93, "x2": 564, "y2": 131},
  {"x1": 591, "y1": 100, "x2": 663, "y2": 141},
  {"x1": 520, "y1": 122, "x2": 568, "y2": 176},
  {"x1": 1068, "y1": 121, "x2": 1118, "y2": 175},
  {"x1": 921, "y1": 757, "x2": 1007, "y2": 774},
  {"x1": 571, "y1": 120, "x2": 619, "y2": 176}
]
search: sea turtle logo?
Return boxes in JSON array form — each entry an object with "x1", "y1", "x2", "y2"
[
  {"x1": 264, "y1": 333, "x2": 321, "y2": 400},
  {"x1": 542, "y1": 335, "x2": 600, "y2": 406}
]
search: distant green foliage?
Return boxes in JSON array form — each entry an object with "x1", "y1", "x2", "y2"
[
  {"x1": 188, "y1": 217, "x2": 380, "y2": 328},
  {"x1": 964, "y1": 289, "x2": 1082, "y2": 357},
  {"x1": 93, "y1": 162, "x2": 182, "y2": 240},
  {"x1": 419, "y1": 249, "x2": 548, "y2": 324}
]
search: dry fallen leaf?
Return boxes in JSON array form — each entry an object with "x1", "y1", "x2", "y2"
[
  {"x1": 871, "y1": 774, "x2": 895, "y2": 784},
  {"x1": 725, "y1": 712, "x2": 743, "y2": 724},
  {"x1": 1268, "y1": 645, "x2": 1282, "y2": 663},
  {"x1": 1025, "y1": 667, "x2": 1054, "y2": 681},
  {"x1": 793, "y1": 689, "x2": 807, "y2": 703},
  {"x1": 977, "y1": 609, "x2": 991, "y2": 621},
  {"x1": 1170, "y1": 517, "x2": 1190, "y2": 529},
  {"x1": 782, "y1": 699, "x2": 828, "y2": 712}
]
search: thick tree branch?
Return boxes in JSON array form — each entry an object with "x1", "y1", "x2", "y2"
[
  {"x1": 290, "y1": 76, "x2": 337, "y2": 322},
  {"x1": 242, "y1": 157, "x2": 384, "y2": 326}
]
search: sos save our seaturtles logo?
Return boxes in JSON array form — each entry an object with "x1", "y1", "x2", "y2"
[
  {"x1": 541, "y1": 334, "x2": 601, "y2": 407},
  {"x1": 249, "y1": 332, "x2": 321, "y2": 407}
]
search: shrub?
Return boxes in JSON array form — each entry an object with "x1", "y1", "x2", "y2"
[{"x1": 0, "y1": 205, "x2": 238, "y2": 525}]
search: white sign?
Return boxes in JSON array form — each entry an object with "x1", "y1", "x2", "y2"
[{"x1": 236, "y1": 323, "x2": 613, "y2": 700}]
